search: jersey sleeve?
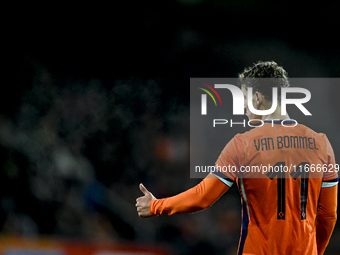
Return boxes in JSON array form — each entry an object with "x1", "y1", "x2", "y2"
[
  {"x1": 316, "y1": 185, "x2": 338, "y2": 255},
  {"x1": 150, "y1": 174, "x2": 230, "y2": 216},
  {"x1": 213, "y1": 134, "x2": 244, "y2": 186},
  {"x1": 321, "y1": 135, "x2": 339, "y2": 188}
]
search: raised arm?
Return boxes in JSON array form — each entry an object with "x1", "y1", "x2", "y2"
[{"x1": 135, "y1": 173, "x2": 231, "y2": 218}]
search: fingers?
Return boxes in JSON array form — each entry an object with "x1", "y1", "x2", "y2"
[
  {"x1": 135, "y1": 203, "x2": 150, "y2": 217},
  {"x1": 135, "y1": 196, "x2": 150, "y2": 208},
  {"x1": 135, "y1": 197, "x2": 144, "y2": 207},
  {"x1": 137, "y1": 207, "x2": 152, "y2": 218},
  {"x1": 139, "y1": 183, "x2": 150, "y2": 195}
]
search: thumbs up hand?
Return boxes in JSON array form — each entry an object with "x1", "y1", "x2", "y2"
[{"x1": 135, "y1": 183, "x2": 156, "y2": 218}]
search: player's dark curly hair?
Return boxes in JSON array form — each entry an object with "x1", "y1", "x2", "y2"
[{"x1": 238, "y1": 61, "x2": 290, "y2": 100}]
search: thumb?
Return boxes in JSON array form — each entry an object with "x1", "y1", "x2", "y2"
[{"x1": 139, "y1": 183, "x2": 150, "y2": 195}]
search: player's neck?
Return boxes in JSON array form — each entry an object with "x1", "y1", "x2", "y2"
[{"x1": 262, "y1": 106, "x2": 290, "y2": 121}]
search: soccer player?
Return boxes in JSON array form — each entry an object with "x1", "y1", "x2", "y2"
[{"x1": 135, "y1": 61, "x2": 338, "y2": 255}]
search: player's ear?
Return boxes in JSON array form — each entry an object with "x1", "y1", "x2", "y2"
[{"x1": 255, "y1": 91, "x2": 263, "y2": 106}]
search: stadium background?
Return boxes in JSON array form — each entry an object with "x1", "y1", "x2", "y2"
[{"x1": 4, "y1": 1, "x2": 340, "y2": 254}]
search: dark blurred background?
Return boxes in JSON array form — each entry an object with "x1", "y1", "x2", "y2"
[{"x1": 3, "y1": 1, "x2": 340, "y2": 254}]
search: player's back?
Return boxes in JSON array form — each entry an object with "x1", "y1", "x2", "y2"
[
  {"x1": 217, "y1": 120, "x2": 337, "y2": 255},
  {"x1": 240, "y1": 175, "x2": 322, "y2": 254}
]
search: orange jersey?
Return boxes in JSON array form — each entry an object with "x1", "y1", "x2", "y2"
[{"x1": 214, "y1": 120, "x2": 338, "y2": 255}]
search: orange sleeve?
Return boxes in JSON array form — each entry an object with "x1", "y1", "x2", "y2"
[
  {"x1": 150, "y1": 174, "x2": 230, "y2": 216},
  {"x1": 316, "y1": 185, "x2": 338, "y2": 255}
]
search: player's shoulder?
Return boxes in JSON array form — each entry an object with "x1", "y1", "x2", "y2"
[{"x1": 296, "y1": 123, "x2": 328, "y2": 140}]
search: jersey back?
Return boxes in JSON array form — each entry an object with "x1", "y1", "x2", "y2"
[{"x1": 214, "y1": 121, "x2": 338, "y2": 255}]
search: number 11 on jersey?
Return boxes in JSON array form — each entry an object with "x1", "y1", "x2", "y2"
[{"x1": 266, "y1": 162, "x2": 310, "y2": 220}]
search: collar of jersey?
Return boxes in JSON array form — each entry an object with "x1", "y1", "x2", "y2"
[{"x1": 264, "y1": 120, "x2": 297, "y2": 125}]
